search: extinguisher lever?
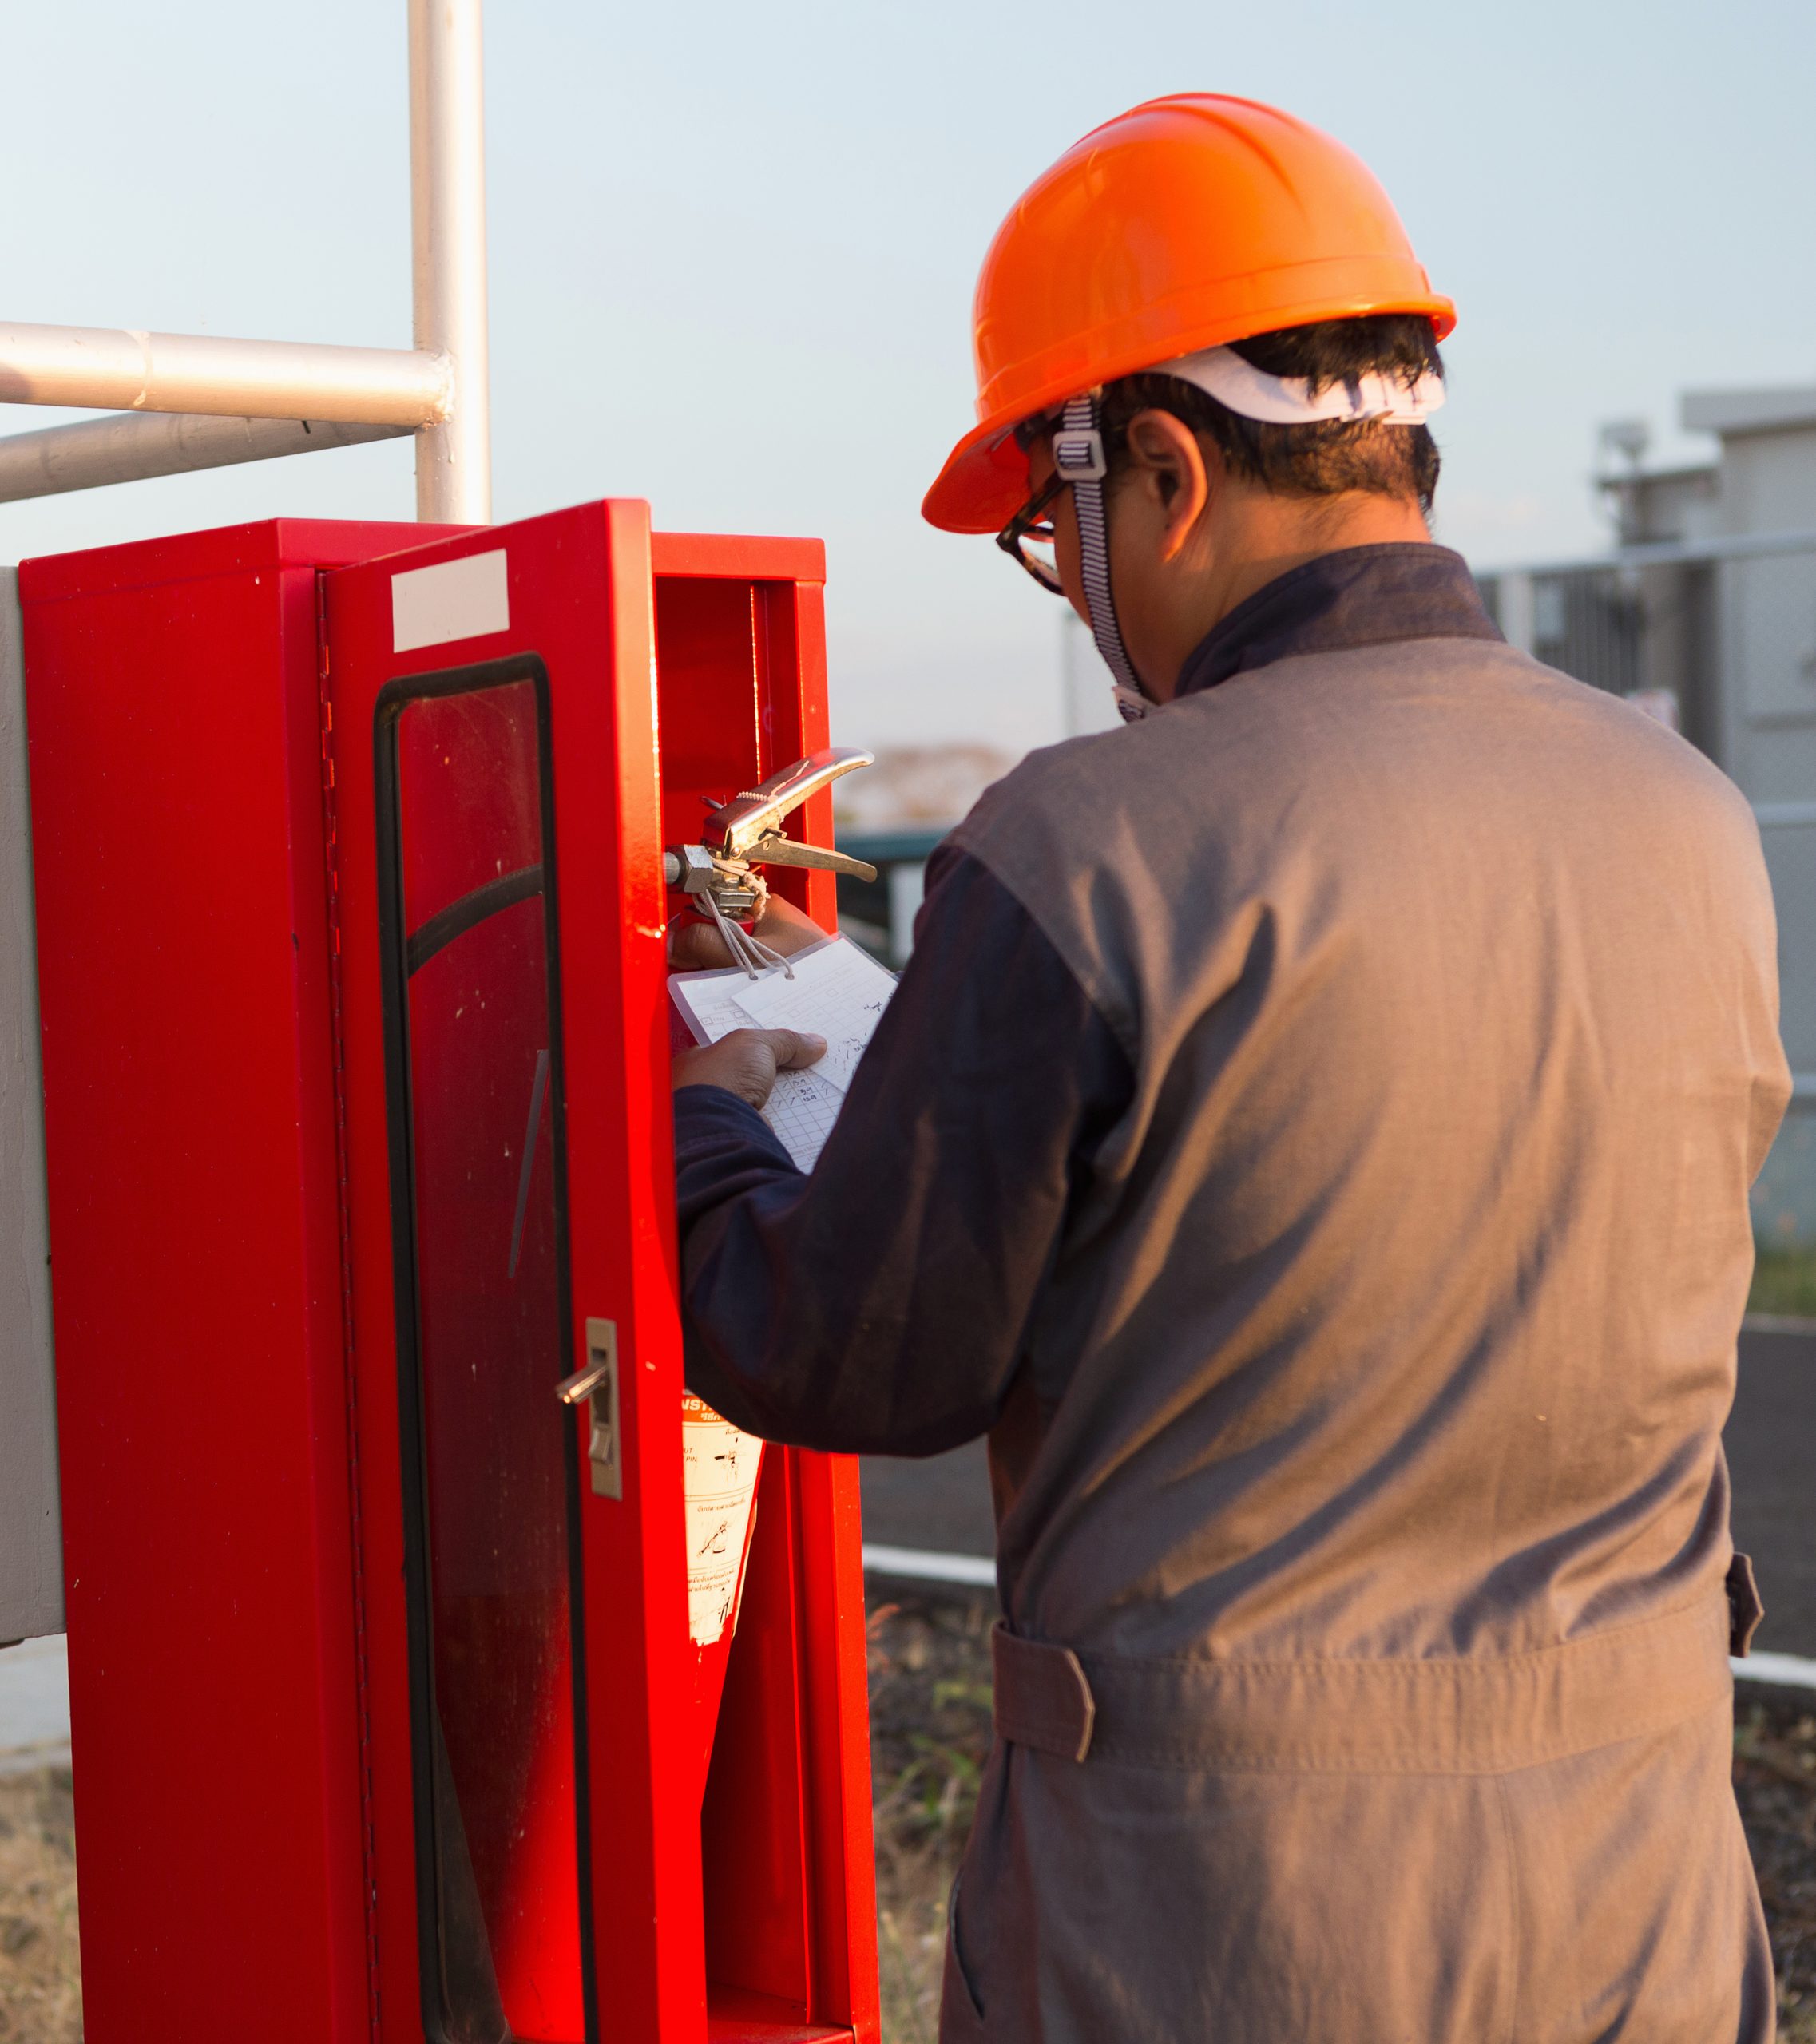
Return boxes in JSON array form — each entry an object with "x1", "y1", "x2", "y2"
[
  {"x1": 700, "y1": 747, "x2": 874, "y2": 860},
  {"x1": 737, "y1": 832, "x2": 878, "y2": 881},
  {"x1": 661, "y1": 747, "x2": 879, "y2": 975}
]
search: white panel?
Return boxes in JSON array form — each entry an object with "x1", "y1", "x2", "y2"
[
  {"x1": 0, "y1": 567, "x2": 61, "y2": 1642},
  {"x1": 391, "y1": 547, "x2": 509, "y2": 653}
]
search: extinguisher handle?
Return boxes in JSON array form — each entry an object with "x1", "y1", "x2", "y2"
[
  {"x1": 701, "y1": 747, "x2": 874, "y2": 860},
  {"x1": 739, "y1": 833, "x2": 878, "y2": 882}
]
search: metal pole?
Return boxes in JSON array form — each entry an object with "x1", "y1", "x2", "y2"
[
  {"x1": 0, "y1": 412, "x2": 411, "y2": 505},
  {"x1": 0, "y1": 4, "x2": 491, "y2": 510},
  {"x1": 0, "y1": 322, "x2": 449, "y2": 426},
  {"x1": 410, "y1": 0, "x2": 491, "y2": 524}
]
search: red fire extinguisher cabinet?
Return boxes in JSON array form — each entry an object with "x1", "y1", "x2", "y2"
[{"x1": 22, "y1": 503, "x2": 881, "y2": 2044}]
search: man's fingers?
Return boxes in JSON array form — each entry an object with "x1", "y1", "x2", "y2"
[
  {"x1": 763, "y1": 1028, "x2": 827, "y2": 1071},
  {"x1": 668, "y1": 916, "x2": 734, "y2": 971},
  {"x1": 672, "y1": 1028, "x2": 825, "y2": 1109},
  {"x1": 666, "y1": 899, "x2": 831, "y2": 970},
  {"x1": 754, "y1": 896, "x2": 831, "y2": 958}
]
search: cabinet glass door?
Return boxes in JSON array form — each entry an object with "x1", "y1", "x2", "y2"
[{"x1": 379, "y1": 664, "x2": 589, "y2": 2044}]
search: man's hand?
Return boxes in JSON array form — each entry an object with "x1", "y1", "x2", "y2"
[
  {"x1": 673, "y1": 1028, "x2": 827, "y2": 1110},
  {"x1": 668, "y1": 893, "x2": 828, "y2": 973}
]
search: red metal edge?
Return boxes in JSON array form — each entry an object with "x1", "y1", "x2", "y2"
[
  {"x1": 791, "y1": 574, "x2": 878, "y2": 2041},
  {"x1": 747, "y1": 579, "x2": 839, "y2": 929},
  {"x1": 788, "y1": 581, "x2": 839, "y2": 930},
  {"x1": 792, "y1": 1452, "x2": 882, "y2": 2044},
  {"x1": 18, "y1": 517, "x2": 466, "y2": 604},
  {"x1": 314, "y1": 568, "x2": 385, "y2": 2038},
  {"x1": 751, "y1": 571, "x2": 879, "y2": 2040},
  {"x1": 585, "y1": 494, "x2": 716, "y2": 2036},
  {"x1": 22, "y1": 535, "x2": 382, "y2": 2040},
  {"x1": 706, "y1": 1983, "x2": 854, "y2": 2042},
  {"x1": 652, "y1": 531, "x2": 825, "y2": 585},
  {"x1": 318, "y1": 499, "x2": 711, "y2": 2038}
]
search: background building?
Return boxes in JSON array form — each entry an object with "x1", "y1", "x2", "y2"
[
  {"x1": 1478, "y1": 387, "x2": 1816, "y2": 1245},
  {"x1": 833, "y1": 745, "x2": 1013, "y2": 964}
]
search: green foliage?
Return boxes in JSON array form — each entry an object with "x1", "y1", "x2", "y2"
[{"x1": 1751, "y1": 1249, "x2": 1816, "y2": 1321}]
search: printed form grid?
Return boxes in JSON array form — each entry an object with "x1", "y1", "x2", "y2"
[{"x1": 669, "y1": 936, "x2": 898, "y2": 1171}]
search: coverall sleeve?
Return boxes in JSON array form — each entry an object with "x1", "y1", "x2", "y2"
[{"x1": 672, "y1": 844, "x2": 1131, "y2": 1456}]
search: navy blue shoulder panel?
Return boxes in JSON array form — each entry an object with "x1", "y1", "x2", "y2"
[{"x1": 674, "y1": 845, "x2": 1132, "y2": 1455}]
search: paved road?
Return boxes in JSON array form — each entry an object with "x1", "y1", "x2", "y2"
[
  {"x1": 1728, "y1": 1327, "x2": 1816, "y2": 1654},
  {"x1": 0, "y1": 1634, "x2": 69, "y2": 1773},
  {"x1": 862, "y1": 1324, "x2": 1816, "y2": 1654},
  {"x1": 862, "y1": 1440, "x2": 994, "y2": 1561}
]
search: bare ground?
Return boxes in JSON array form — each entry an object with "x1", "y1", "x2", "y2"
[
  {"x1": 1, "y1": 1609, "x2": 1810, "y2": 2042},
  {"x1": 1735, "y1": 1689, "x2": 1816, "y2": 2041},
  {"x1": 0, "y1": 1766, "x2": 80, "y2": 2044},
  {"x1": 866, "y1": 1590, "x2": 999, "y2": 2042}
]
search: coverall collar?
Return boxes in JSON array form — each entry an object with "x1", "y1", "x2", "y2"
[{"x1": 1175, "y1": 542, "x2": 1502, "y2": 700}]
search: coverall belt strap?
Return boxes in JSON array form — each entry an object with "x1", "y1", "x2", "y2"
[
  {"x1": 991, "y1": 1622, "x2": 1097, "y2": 1761},
  {"x1": 991, "y1": 1593, "x2": 1733, "y2": 1773}
]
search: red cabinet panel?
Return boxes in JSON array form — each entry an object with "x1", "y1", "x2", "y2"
[{"x1": 22, "y1": 507, "x2": 878, "y2": 2044}]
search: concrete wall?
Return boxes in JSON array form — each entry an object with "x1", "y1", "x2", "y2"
[
  {"x1": 0, "y1": 568, "x2": 61, "y2": 1642},
  {"x1": 1713, "y1": 550, "x2": 1816, "y2": 804},
  {"x1": 1755, "y1": 808, "x2": 1816, "y2": 1249},
  {"x1": 1716, "y1": 426, "x2": 1816, "y2": 537},
  {"x1": 1762, "y1": 820, "x2": 1816, "y2": 1082},
  {"x1": 1681, "y1": 410, "x2": 1816, "y2": 1242}
]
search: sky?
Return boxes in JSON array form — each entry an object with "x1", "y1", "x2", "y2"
[{"x1": 2, "y1": 0, "x2": 1814, "y2": 754}]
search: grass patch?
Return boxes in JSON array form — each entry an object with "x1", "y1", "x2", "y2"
[
  {"x1": 0, "y1": 1765, "x2": 80, "y2": 2044},
  {"x1": 1735, "y1": 1693, "x2": 1816, "y2": 2040},
  {"x1": 866, "y1": 1588, "x2": 997, "y2": 2043},
  {"x1": 1751, "y1": 1249, "x2": 1816, "y2": 1321}
]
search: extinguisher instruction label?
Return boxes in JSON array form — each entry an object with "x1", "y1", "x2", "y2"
[{"x1": 681, "y1": 1393, "x2": 763, "y2": 1646}]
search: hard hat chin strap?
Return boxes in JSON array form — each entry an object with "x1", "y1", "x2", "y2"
[{"x1": 1053, "y1": 394, "x2": 1151, "y2": 724}]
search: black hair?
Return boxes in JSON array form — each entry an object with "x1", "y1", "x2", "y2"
[{"x1": 1085, "y1": 314, "x2": 1444, "y2": 513}]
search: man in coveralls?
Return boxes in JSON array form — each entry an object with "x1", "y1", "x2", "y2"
[{"x1": 671, "y1": 96, "x2": 1790, "y2": 2042}]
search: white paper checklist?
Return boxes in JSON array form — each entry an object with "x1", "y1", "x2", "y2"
[{"x1": 670, "y1": 934, "x2": 898, "y2": 1170}]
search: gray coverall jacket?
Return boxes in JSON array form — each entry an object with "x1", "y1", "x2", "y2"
[{"x1": 676, "y1": 545, "x2": 1790, "y2": 2042}]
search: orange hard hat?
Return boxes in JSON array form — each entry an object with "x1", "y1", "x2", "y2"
[{"x1": 922, "y1": 94, "x2": 1455, "y2": 535}]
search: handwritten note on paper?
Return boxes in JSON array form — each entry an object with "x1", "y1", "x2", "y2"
[{"x1": 669, "y1": 934, "x2": 898, "y2": 1171}]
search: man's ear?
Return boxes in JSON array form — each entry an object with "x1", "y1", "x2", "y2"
[{"x1": 1123, "y1": 409, "x2": 1211, "y2": 562}]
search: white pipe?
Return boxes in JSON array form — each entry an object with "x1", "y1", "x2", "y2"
[
  {"x1": 0, "y1": 411, "x2": 410, "y2": 504},
  {"x1": 862, "y1": 1544, "x2": 997, "y2": 1588},
  {"x1": 410, "y1": 0, "x2": 491, "y2": 524},
  {"x1": 1735, "y1": 1650, "x2": 1816, "y2": 1692},
  {"x1": 1484, "y1": 527, "x2": 1816, "y2": 580},
  {"x1": 0, "y1": 321, "x2": 449, "y2": 426}
]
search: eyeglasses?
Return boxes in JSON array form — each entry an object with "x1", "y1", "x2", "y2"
[{"x1": 995, "y1": 470, "x2": 1069, "y2": 595}]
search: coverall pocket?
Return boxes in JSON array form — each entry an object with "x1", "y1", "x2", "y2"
[{"x1": 940, "y1": 1871, "x2": 988, "y2": 2037}]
